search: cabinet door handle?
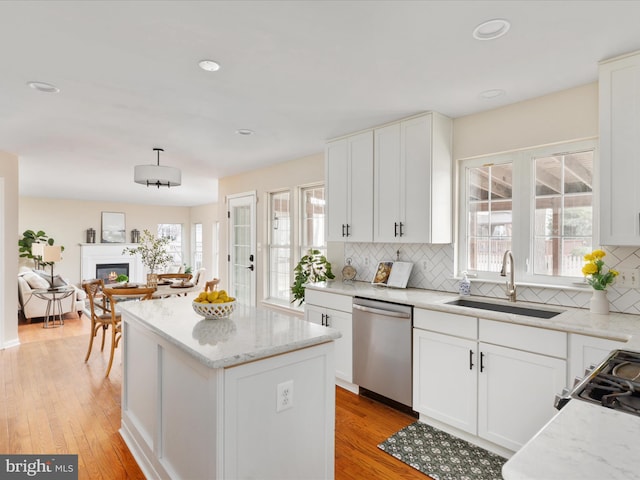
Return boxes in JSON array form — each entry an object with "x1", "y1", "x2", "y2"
[
  {"x1": 480, "y1": 352, "x2": 485, "y2": 372},
  {"x1": 325, "y1": 314, "x2": 330, "y2": 327},
  {"x1": 341, "y1": 224, "x2": 346, "y2": 237},
  {"x1": 399, "y1": 222, "x2": 404, "y2": 237},
  {"x1": 320, "y1": 313, "x2": 325, "y2": 326},
  {"x1": 346, "y1": 224, "x2": 350, "y2": 237},
  {"x1": 469, "y1": 350, "x2": 474, "y2": 370},
  {"x1": 394, "y1": 222, "x2": 399, "y2": 237}
]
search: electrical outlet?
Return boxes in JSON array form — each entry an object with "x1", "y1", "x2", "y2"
[
  {"x1": 276, "y1": 380, "x2": 294, "y2": 412},
  {"x1": 618, "y1": 268, "x2": 640, "y2": 288}
]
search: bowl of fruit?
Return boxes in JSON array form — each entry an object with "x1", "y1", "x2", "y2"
[{"x1": 192, "y1": 289, "x2": 237, "y2": 320}]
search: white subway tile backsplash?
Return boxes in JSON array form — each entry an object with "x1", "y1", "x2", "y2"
[{"x1": 343, "y1": 243, "x2": 640, "y2": 314}]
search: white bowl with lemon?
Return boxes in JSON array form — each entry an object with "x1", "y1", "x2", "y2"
[{"x1": 192, "y1": 289, "x2": 237, "y2": 320}]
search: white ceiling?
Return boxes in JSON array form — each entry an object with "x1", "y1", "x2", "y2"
[{"x1": 2, "y1": 1, "x2": 640, "y2": 207}]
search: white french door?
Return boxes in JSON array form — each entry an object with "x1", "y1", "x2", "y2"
[{"x1": 227, "y1": 192, "x2": 257, "y2": 307}]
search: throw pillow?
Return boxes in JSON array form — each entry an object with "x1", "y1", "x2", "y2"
[
  {"x1": 34, "y1": 270, "x2": 68, "y2": 288},
  {"x1": 24, "y1": 272, "x2": 50, "y2": 290}
]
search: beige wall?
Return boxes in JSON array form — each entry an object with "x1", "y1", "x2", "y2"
[
  {"x1": 216, "y1": 153, "x2": 325, "y2": 301},
  {"x1": 19, "y1": 198, "x2": 191, "y2": 284},
  {"x1": 453, "y1": 82, "x2": 598, "y2": 160},
  {"x1": 1, "y1": 151, "x2": 19, "y2": 347}
]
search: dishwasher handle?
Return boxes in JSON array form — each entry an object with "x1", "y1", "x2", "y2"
[{"x1": 353, "y1": 303, "x2": 411, "y2": 319}]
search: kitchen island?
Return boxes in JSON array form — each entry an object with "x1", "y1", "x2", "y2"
[{"x1": 118, "y1": 295, "x2": 340, "y2": 480}]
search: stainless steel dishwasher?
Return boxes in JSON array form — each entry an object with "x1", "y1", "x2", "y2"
[{"x1": 352, "y1": 297, "x2": 413, "y2": 408}]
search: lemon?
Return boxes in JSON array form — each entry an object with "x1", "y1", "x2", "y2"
[{"x1": 207, "y1": 291, "x2": 219, "y2": 302}]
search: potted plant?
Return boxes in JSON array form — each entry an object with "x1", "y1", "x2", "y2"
[
  {"x1": 291, "y1": 249, "x2": 335, "y2": 306},
  {"x1": 122, "y1": 229, "x2": 174, "y2": 274},
  {"x1": 18, "y1": 229, "x2": 64, "y2": 269}
]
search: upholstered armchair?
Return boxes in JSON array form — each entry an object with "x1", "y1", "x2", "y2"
[{"x1": 18, "y1": 267, "x2": 86, "y2": 323}]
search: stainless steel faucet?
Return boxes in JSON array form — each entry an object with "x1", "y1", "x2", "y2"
[{"x1": 500, "y1": 250, "x2": 516, "y2": 302}]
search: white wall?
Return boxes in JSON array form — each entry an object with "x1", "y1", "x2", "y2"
[{"x1": 1, "y1": 150, "x2": 19, "y2": 348}]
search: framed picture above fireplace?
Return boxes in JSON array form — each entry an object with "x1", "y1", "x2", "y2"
[{"x1": 101, "y1": 211, "x2": 126, "y2": 243}]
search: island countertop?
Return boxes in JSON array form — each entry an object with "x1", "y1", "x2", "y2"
[{"x1": 119, "y1": 294, "x2": 341, "y2": 369}]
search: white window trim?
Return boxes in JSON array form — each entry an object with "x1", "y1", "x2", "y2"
[
  {"x1": 457, "y1": 139, "x2": 598, "y2": 288},
  {"x1": 266, "y1": 188, "x2": 293, "y2": 305}
]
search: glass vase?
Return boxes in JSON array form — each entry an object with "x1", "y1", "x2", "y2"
[{"x1": 589, "y1": 289, "x2": 609, "y2": 315}]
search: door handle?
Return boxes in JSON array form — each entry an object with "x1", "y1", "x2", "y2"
[
  {"x1": 399, "y1": 222, "x2": 404, "y2": 237},
  {"x1": 480, "y1": 352, "x2": 485, "y2": 372},
  {"x1": 246, "y1": 264, "x2": 254, "y2": 271},
  {"x1": 352, "y1": 304, "x2": 411, "y2": 318},
  {"x1": 394, "y1": 222, "x2": 398, "y2": 237},
  {"x1": 469, "y1": 350, "x2": 474, "y2": 370},
  {"x1": 342, "y1": 224, "x2": 346, "y2": 237},
  {"x1": 345, "y1": 224, "x2": 351, "y2": 237}
]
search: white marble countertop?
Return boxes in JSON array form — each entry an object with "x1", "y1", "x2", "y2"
[
  {"x1": 502, "y1": 400, "x2": 640, "y2": 480},
  {"x1": 306, "y1": 281, "x2": 640, "y2": 347},
  {"x1": 118, "y1": 294, "x2": 341, "y2": 369}
]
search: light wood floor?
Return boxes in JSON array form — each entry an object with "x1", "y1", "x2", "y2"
[{"x1": 2, "y1": 314, "x2": 427, "y2": 479}]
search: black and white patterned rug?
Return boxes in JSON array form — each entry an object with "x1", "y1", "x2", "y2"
[{"x1": 378, "y1": 422, "x2": 506, "y2": 480}]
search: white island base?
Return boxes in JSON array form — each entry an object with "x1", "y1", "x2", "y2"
[{"x1": 118, "y1": 298, "x2": 338, "y2": 480}]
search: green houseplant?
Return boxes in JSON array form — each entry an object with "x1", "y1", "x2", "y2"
[
  {"x1": 122, "y1": 229, "x2": 174, "y2": 273},
  {"x1": 18, "y1": 229, "x2": 64, "y2": 269},
  {"x1": 291, "y1": 249, "x2": 335, "y2": 306}
]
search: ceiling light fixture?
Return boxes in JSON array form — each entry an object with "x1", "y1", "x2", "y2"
[
  {"x1": 198, "y1": 59, "x2": 221, "y2": 72},
  {"x1": 480, "y1": 89, "x2": 506, "y2": 99},
  {"x1": 235, "y1": 129, "x2": 254, "y2": 136},
  {"x1": 134, "y1": 148, "x2": 181, "y2": 188},
  {"x1": 27, "y1": 81, "x2": 60, "y2": 93},
  {"x1": 472, "y1": 18, "x2": 511, "y2": 40}
]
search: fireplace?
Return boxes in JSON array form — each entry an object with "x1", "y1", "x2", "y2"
[
  {"x1": 96, "y1": 263, "x2": 130, "y2": 284},
  {"x1": 80, "y1": 244, "x2": 144, "y2": 283}
]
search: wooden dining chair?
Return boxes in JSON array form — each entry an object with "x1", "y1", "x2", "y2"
[
  {"x1": 205, "y1": 278, "x2": 220, "y2": 292},
  {"x1": 157, "y1": 273, "x2": 193, "y2": 282},
  {"x1": 101, "y1": 287, "x2": 156, "y2": 377},
  {"x1": 82, "y1": 278, "x2": 112, "y2": 364}
]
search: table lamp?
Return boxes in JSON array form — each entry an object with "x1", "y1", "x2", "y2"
[{"x1": 43, "y1": 245, "x2": 63, "y2": 290}]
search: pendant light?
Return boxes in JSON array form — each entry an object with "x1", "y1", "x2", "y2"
[{"x1": 134, "y1": 148, "x2": 181, "y2": 188}]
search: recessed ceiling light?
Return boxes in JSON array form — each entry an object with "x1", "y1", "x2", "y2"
[
  {"x1": 480, "y1": 89, "x2": 506, "y2": 99},
  {"x1": 198, "y1": 60, "x2": 220, "y2": 72},
  {"x1": 27, "y1": 81, "x2": 60, "y2": 93},
  {"x1": 236, "y1": 129, "x2": 254, "y2": 136},
  {"x1": 472, "y1": 18, "x2": 511, "y2": 40}
]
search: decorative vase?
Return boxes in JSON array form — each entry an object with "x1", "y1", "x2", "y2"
[
  {"x1": 590, "y1": 289, "x2": 609, "y2": 314},
  {"x1": 147, "y1": 273, "x2": 158, "y2": 288}
]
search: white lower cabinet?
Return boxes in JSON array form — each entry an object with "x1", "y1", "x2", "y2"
[
  {"x1": 477, "y1": 342, "x2": 566, "y2": 452},
  {"x1": 413, "y1": 309, "x2": 567, "y2": 453},
  {"x1": 568, "y1": 333, "x2": 627, "y2": 385},
  {"x1": 305, "y1": 289, "x2": 353, "y2": 383},
  {"x1": 413, "y1": 329, "x2": 477, "y2": 434}
]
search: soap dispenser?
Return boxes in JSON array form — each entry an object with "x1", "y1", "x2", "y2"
[{"x1": 459, "y1": 271, "x2": 471, "y2": 296}]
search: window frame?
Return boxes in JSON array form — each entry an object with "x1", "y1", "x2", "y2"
[{"x1": 457, "y1": 139, "x2": 597, "y2": 288}]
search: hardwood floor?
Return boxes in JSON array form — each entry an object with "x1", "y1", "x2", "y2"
[{"x1": 2, "y1": 314, "x2": 427, "y2": 479}]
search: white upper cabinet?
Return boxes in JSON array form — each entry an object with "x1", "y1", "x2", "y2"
[
  {"x1": 374, "y1": 113, "x2": 453, "y2": 244},
  {"x1": 326, "y1": 130, "x2": 374, "y2": 242},
  {"x1": 599, "y1": 51, "x2": 640, "y2": 245}
]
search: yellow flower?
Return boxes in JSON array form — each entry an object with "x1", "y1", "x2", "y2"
[
  {"x1": 592, "y1": 249, "x2": 606, "y2": 259},
  {"x1": 583, "y1": 253, "x2": 594, "y2": 261},
  {"x1": 582, "y1": 263, "x2": 598, "y2": 275},
  {"x1": 610, "y1": 269, "x2": 619, "y2": 277}
]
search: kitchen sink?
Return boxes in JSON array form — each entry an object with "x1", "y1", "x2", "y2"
[{"x1": 446, "y1": 298, "x2": 564, "y2": 319}]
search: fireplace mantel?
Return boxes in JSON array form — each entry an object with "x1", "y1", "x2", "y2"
[{"x1": 80, "y1": 243, "x2": 145, "y2": 283}]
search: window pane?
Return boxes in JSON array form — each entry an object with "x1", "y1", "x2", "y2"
[
  {"x1": 467, "y1": 164, "x2": 512, "y2": 273},
  {"x1": 533, "y1": 150, "x2": 593, "y2": 277},
  {"x1": 268, "y1": 191, "x2": 291, "y2": 302},
  {"x1": 302, "y1": 186, "x2": 325, "y2": 249},
  {"x1": 193, "y1": 223, "x2": 203, "y2": 270},
  {"x1": 158, "y1": 224, "x2": 182, "y2": 265}
]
